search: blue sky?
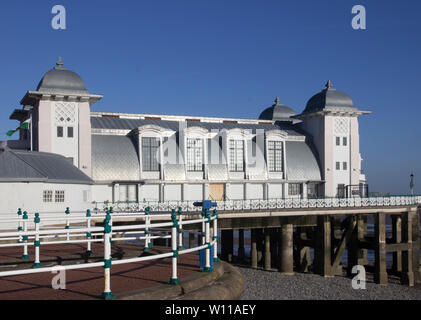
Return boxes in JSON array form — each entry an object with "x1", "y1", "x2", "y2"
[{"x1": 0, "y1": 0, "x2": 420, "y2": 194}]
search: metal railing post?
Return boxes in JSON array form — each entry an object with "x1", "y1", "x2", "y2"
[
  {"x1": 17, "y1": 209, "x2": 23, "y2": 243},
  {"x1": 178, "y1": 207, "x2": 184, "y2": 250},
  {"x1": 213, "y1": 209, "x2": 219, "y2": 263},
  {"x1": 169, "y1": 210, "x2": 180, "y2": 285},
  {"x1": 203, "y1": 209, "x2": 213, "y2": 272},
  {"x1": 144, "y1": 207, "x2": 151, "y2": 252},
  {"x1": 32, "y1": 213, "x2": 42, "y2": 268},
  {"x1": 109, "y1": 207, "x2": 114, "y2": 244},
  {"x1": 102, "y1": 215, "x2": 115, "y2": 300},
  {"x1": 65, "y1": 207, "x2": 70, "y2": 241},
  {"x1": 21, "y1": 212, "x2": 30, "y2": 260},
  {"x1": 86, "y1": 209, "x2": 92, "y2": 256},
  {"x1": 201, "y1": 209, "x2": 206, "y2": 245}
]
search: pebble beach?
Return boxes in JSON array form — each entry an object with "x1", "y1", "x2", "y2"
[{"x1": 238, "y1": 266, "x2": 421, "y2": 300}]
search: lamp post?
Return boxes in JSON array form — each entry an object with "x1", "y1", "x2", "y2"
[{"x1": 410, "y1": 173, "x2": 414, "y2": 196}]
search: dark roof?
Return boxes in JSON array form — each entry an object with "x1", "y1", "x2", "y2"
[
  {"x1": 302, "y1": 80, "x2": 358, "y2": 115},
  {"x1": 259, "y1": 97, "x2": 297, "y2": 121},
  {"x1": 91, "y1": 116, "x2": 303, "y2": 137},
  {"x1": 36, "y1": 58, "x2": 89, "y2": 95},
  {"x1": 0, "y1": 146, "x2": 93, "y2": 184}
]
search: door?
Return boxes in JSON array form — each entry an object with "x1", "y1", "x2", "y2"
[{"x1": 209, "y1": 184, "x2": 225, "y2": 201}]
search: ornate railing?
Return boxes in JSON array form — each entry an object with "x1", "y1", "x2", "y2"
[{"x1": 93, "y1": 195, "x2": 421, "y2": 213}]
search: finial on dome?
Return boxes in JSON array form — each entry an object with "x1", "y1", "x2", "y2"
[
  {"x1": 325, "y1": 80, "x2": 333, "y2": 89},
  {"x1": 56, "y1": 57, "x2": 64, "y2": 68},
  {"x1": 275, "y1": 97, "x2": 281, "y2": 105}
]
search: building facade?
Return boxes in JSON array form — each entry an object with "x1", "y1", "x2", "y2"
[{"x1": 4, "y1": 59, "x2": 370, "y2": 209}]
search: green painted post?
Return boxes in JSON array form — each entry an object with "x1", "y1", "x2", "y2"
[
  {"x1": 86, "y1": 209, "x2": 92, "y2": 256},
  {"x1": 178, "y1": 207, "x2": 184, "y2": 250},
  {"x1": 203, "y1": 209, "x2": 213, "y2": 272},
  {"x1": 21, "y1": 211, "x2": 30, "y2": 260},
  {"x1": 213, "y1": 209, "x2": 219, "y2": 263},
  {"x1": 168, "y1": 212, "x2": 180, "y2": 285},
  {"x1": 32, "y1": 213, "x2": 42, "y2": 268},
  {"x1": 17, "y1": 209, "x2": 23, "y2": 243},
  {"x1": 102, "y1": 216, "x2": 115, "y2": 300},
  {"x1": 144, "y1": 206, "x2": 151, "y2": 252}
]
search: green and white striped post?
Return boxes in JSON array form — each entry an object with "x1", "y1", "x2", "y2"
[
  {"x1": 178, "y1": 207, "x2": 184, "y2": 250},
  {"x1": 201, "y1": 209, "x2": 206, "y2": 245},
  {"x1": 17, "y1": 209, "x2": 23, "y2": 243},
  {"x1": 65, "y1": 207, "x2": 70, "y2": 241},
  {"x1": 86, "y1": 209, "x2": 92, "y2": 256},
  {"x1": 102, "y1": 216, "x2": 115, "y2": 300},
  {"x1": 168, "y1": 210, "x2": 180, "y2": 285},
  {"x1": 203, "y1": 209, "x2": 213, "y2": 272},
  {"x1": 144, "y1": 207, "x2": 151, "y2": 252},
  {"x1": 109, "y1": 207, "x2": 114, "y2": 244},
  {"x1": 32, "y1": 213, "x2": 42, "y2": 268},
  {"x1": 21, "y1": 212, "x2": 30, "y2": 260},
  {"x1": 213, "y1": 209, "x2": 219, "y2": 263}
]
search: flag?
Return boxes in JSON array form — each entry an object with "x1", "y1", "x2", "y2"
[{"x1": 6, "y1": 121, "x2": 30, "y2": 137}]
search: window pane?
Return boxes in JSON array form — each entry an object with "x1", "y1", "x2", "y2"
[
  {"x1": 336, "y1": 137, "x2": 340, "y2": 146},
  {"x1": 187, "y1": 138, "x2": 203, "y2": 171},
  {"x1": 57, "y1": 127, "x2": 63, "y2": 138},
  {"x1": 142, "y1": 138, "x2": 160, "y2": 172},
  {"x1": 343, "y1": 137, "x2": 347, "y2": 146},
  {"x1": 67, "y1": 127, "x2": 74, "y2": 138}
]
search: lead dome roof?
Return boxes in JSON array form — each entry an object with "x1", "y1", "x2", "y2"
[
  {"x1": 36, "y1": 57, "x2": 89, "y2": 95},
  {"x1": 302, "y1": 80, "x2": 358, "y2": 114}
]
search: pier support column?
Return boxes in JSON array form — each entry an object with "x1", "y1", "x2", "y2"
[
  {"x1": 374, "y1": 212, "x2": 388, "y2": 285},
  {"x1": 392, "y1": 215, "x2": 402, "y2": 274},
  {"x1": 412, "y1": 209, "x2": 420, "y2": 283},
  {"x1": 271, "y1": 228, "x2": 279, "y2": 270},
  {"x1": 401, "y1": 211, "x2": 414, "y2": 286},
  {"x1": 315, "y1": 216, "x2": 332, "y2": 277},
  {"x1": 264, "y1": 229, "x2": 271, "y2": 271},
  {"x1": 251, "y1": 229, "x2": 258, "y2": 269},
  {"x1": 295, "y1": 227, "x2": 311, "y2": 273},
  {"x1": 189, "y1": 232, "x2": 196, "y2": 249},
  {"x1": 238, "y1": 229, "x2": 245, "y2": 262},
  {"x1": 279, "y1": 224, "x2": 294, "y2": 275},
  {"x1": 257, "y1": 229, "x2": 264, "y2": 266},
  {"x1": 221, "y1": 230, "x2": 234, "y2": 262},
  {"x1": 347, "y1": 215, "x2": 365, "y2": 276}
]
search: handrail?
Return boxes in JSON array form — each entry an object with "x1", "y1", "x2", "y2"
[{"x1": 0, "y1": 207, "x2": 219, "y2": 300}]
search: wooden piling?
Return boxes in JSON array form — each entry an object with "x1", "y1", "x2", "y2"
[
  {"x1": 238, "y1": 229, "x2": 245, "y2": 262},
  {"x1": 189, "y1": 232, "x2": 195, "y2": 249},
  {"x1": 315, "y1": 215, "x2": 332, "y2": 277},
  {"x1": 264, "y1": 229, "x2": 271, "y2": 271},
  {"x1": 401, "y1": 211, "x2": 414, "y2": 286},
  {"x1": 251, "y1": 229, "x2": 258, "y2": 269},
  {"x1": 279, "y1": 224, "x2": 294, "y2": 275},
  {"x1": 374, "y1": 212, "x2": 388, "y2": 285},
  {"x1": 412, "y1": 208, "x2": 420, "y2": 283},
  {"x1": 392, "y1": 215, "x2": 402, "y2": 273}
]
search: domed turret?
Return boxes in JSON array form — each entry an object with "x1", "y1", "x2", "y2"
[
  {"x1": 36, "y1": 57, "x2": 89, "y2": 95},
  {"x1": 259, "y1": 97, "x2": 297, "y2": 122},
  {"x1": 302, "y1": 80, "x2": 357, "y2": 115}
]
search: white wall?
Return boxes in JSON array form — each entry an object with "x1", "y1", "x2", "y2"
[
  {"x1": 184, "y1": 184, "x2": 203, "y2": 201},
  {"x1": 0, "y1": 182, "x2": 92, "y2": 231}
]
